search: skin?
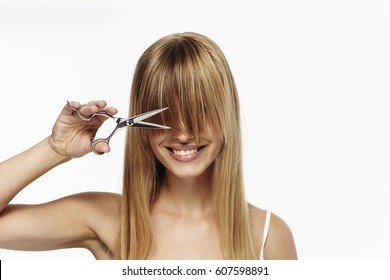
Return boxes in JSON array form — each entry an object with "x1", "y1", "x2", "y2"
[{"x1": 0, "y1": 100, "x2": 297, "y2": 260}]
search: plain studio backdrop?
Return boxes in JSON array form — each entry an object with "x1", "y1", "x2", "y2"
[{"x1": 0, "y1": 0, "x2": 389, "y2": 260}]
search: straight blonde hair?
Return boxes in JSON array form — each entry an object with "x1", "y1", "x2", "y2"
[{"x1": 117, "y1": 32, "x2": 255, "y2": 259}]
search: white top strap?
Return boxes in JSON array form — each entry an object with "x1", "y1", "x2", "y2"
[{"x1": 259, "y1": 209, "x2": 272, "y2": 260}]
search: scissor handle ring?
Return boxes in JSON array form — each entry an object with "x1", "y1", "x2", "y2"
[
  {"x1": 76, "y1": 105, "x2": 94, "y2": 121},
  {"x1": 67, "y1": 101, "x2": 94, "y2": 121},
  {"x1": 90, "y1": 138, "x2": 109, "y2": 155}
]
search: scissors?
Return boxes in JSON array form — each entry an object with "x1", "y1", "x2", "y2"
[{"x1": 67, "y1": 101, "x2": 170, "y2": 155}]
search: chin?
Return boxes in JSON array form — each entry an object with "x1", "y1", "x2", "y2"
[
  {"x1": 170, "y1": 169, "x2": 205, "y2": 180},
  {"x1": 166, "y1": 164, "x2": 213, "y2": 180}
]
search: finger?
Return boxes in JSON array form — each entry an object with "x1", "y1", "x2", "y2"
[
  {"x1": 79, "y1": 101, "x2": 113, "y2": 119},
  {"x1": 93, "y1": 141, "x2": 111, "y2": 154},
  {"x1": 102, "y1": 106, "x2": 118, "y2": 116},
  {"x1": 78, "y1": 104, "x2": 100, "y2": 119},
  {"x1": 87, "y1": 100, "x2": 107, "y2": 109},
  {"x1": 65, "y1": 101, "x2": 81, "y2": 115}
]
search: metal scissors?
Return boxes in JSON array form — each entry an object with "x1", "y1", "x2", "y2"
[{"x1": 67, "y1": 101, "x2": 170, "y2": 154}]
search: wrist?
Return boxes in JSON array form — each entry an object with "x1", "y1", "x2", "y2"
[{"x1": 44, "y1": 136, "x2": 72, "y2": 164}]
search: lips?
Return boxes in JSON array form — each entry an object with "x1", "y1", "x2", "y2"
[{"x1": 165, "y1": 145, "x2": 207, "y2": 162}]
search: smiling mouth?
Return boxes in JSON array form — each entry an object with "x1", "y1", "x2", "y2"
[{"x1": 166, "y1": 146, "x2": 207, "y2": 156}]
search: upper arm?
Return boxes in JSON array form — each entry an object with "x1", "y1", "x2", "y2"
[
  {"x1": 265, "y1": 213, "x2": 298, "y2": 260},
  {"x1": 0, "y1": 192, "x2": 120, "y2": 254}
]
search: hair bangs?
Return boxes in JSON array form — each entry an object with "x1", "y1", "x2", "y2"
[{"x1": 135, "y1": 35, "x2": 227, "y2": 141}]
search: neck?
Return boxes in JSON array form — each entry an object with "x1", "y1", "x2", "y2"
[{"x1": 156, "y1": 169, "x2": 214, "y2": 217}]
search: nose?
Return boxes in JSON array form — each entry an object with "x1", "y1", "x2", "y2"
[{"x1": 172, "y1": 127, "x2": 195, "y2": 143}]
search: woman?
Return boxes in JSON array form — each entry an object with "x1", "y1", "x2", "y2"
[{"x1": 0, "y1": 32, "x2": 297, "y2": 259}]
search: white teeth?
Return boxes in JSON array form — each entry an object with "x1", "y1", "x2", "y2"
[{"x1": 173, "y1": 148, "x2": 197, "y2": 156}]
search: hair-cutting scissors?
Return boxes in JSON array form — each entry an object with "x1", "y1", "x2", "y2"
[{"x1": 67, "y1": 101, "x2": 170, "y2": 155}]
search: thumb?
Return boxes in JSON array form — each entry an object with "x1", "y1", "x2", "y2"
[{"x1": 91, "y1": 140, "x2": 111, "y2": 155}]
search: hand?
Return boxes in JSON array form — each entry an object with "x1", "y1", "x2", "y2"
[{"x1": 48, "y1": 100, "x2": 118, "y2": 159}]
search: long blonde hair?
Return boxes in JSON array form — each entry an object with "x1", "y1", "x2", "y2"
[{"x1": 118, "y1": 32, "x2": 255, "y2": 259}]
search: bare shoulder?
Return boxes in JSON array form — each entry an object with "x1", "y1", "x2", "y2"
[
  {"x1": 75, "y1": 191, "x2": 121, "y2": 230},
  {"x1": 59, "y1": 192, "x2": 121, "y2": 258},
  {"x1": 57, "y1": 191, "x2": 121, "y2": 222},
  {"x1": 0, "y1": 191, "x2": 121, "y2": 259},
  {"x1": 67, "y1": 191, "x2": 121, "y2": 213},
  {"x1": 248, "y1": 204, "x2": 297, "y2": 260},
  {"x1": 266, "y1": 211, "x2": 297, "y2": 259}
]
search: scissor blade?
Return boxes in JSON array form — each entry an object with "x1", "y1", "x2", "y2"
[
  {"x1": 131, "y1": 107, "x2": 169, "y2": 123},
  {"x1": 132, "y1": 121, "x2": 171, "y2": 129},
  {"x1": 125, "y1": 107, "x2": 170, "y2": 129}
]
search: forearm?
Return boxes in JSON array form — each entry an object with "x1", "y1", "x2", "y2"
[{"x1": 0, "y1": 137, "x2": 69, "y2": 212}]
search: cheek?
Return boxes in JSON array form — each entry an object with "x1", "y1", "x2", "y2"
[
  {"x1": 148, "y1": 132, "x2": 169, "y2": 160},
  {"x1": 204, "y1": 126, "x2": 224, "y2": 149},
  {"x1": 214, "y1": 139, "x2": 224, "y2": 157},
  {"x1": 212, "y1": 131, "x2": 224, "y2": 157},
  {"x1": 148, "y1": 131, "x2": 165, "y2": 146}
]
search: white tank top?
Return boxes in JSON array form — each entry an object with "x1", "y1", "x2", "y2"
[{"x1": 259, "y1": 209, "x2": 271, "y2": 260}]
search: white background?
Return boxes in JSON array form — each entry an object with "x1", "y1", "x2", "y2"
[{"x1": 0, "y1": 0, "x2": 389, "y2": 260}]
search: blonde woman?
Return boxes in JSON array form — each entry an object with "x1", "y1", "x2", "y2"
[{"x1": 0, "y1": 32, "x2": 297, "y2": 260}]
